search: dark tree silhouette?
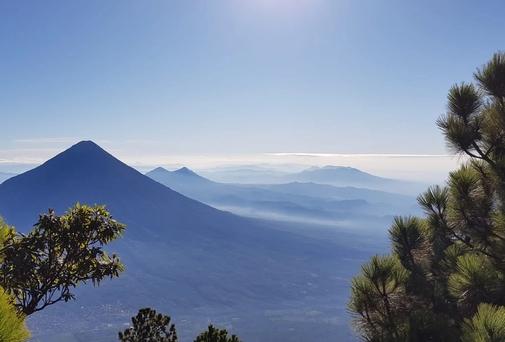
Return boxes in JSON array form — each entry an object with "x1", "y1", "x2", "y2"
[
  {"x1": 0, "y1": 204, "x2": 124, "y2": 315},
  {"x1": 118, "y1": 309, "x2": 243, "y2": 342},
  {"x1": 193, "y1": 325, "x2": 241, "y2": 342},
  {"x1": 349, "y1": 52, "x2": 505, "y2": 341},
  {"x1": 119, "y1": 308, "x2": 177, "y2": 342}
]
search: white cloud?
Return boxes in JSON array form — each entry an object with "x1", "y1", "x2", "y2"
[{"x1": 0, "y1": 139, "x2": 465, "y2": 183}]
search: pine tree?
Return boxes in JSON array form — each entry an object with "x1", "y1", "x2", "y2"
[
  {"x1": 349, "y1": 52, "x2": 505, "y2": 341},
  {"x1": 461, "y1": 304, "x2": 505, "y2": 342},
  {"x1": 193, "y1": 325, "x2": 241, "y2": 342},
  {"x1": 119, "y1": 308, "x2": 177, "y2": 342},
  {"x1": 119, "y1": 309, "x2": 242, "y2": 342}
]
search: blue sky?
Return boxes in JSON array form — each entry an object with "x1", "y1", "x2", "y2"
[{"x1": 0, "y1": 0, "x2": 503, "y2": 178}]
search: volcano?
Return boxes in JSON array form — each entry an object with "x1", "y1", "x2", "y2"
[{"x1": 0, "y1": 141, "x2": 363, "y2": 342}]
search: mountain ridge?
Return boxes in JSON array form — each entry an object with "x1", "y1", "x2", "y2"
[
  {"x1": 147, "y1": 165, "x2": 419, "y2": 224},
  {"x1": 0, "y1": 141, "x2": 239, "y2": 237},
  {"x1": 0, "y1": 140, "x2": 362, "y2": 341}
]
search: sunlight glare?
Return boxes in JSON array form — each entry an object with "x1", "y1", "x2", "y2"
[{"x1": 237, "y1": 0, "x2": 320, "y2": 17}]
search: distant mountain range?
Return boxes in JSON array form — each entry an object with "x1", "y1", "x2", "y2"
[
  {"x1": 147, "y1": 167, "x2": 419, "y2": 224},
  {"x1": 148, "y1": 166, "x2": 214, "y2": 187},
  {"x1": 201, "y1": 165, "x2": 428, "y2": 195},
  {"x1": 0, "y1": 141, "x2": 381, "y2": 342},
  {"x1": 286, "y1": 166, "x2": 427, "y2": 195},
  {"x1": 200, "y1": 166, "x2": 290, "y2": 185}
]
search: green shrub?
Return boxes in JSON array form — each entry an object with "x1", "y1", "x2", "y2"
[{"x1": 0, "y1": 289, "x2": 29, "y2": 342}]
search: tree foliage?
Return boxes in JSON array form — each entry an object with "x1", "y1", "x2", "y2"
[
  {"x1": 118, "y1": 308, "x2": 177, "y2": 342},
  {"x1": 193, "y1": 325, "x2": 241, "y2": 342},
  {"x1": 462, "y1": 304, "x2": 505, "y2": 342},
  {"x1": 0, "y1": 288, "x2": 30, "y2": 342},
  {"x1": 119, "y1": 309, "x2": 242, "y2": 342},
  {"x1": 0, "y1": 221, "x2": 30, "y2": 342},
  {"x1": 349, "y1": 52, "x2": 505, "y2": 341},
  {"x1": 0, "y1": 204, "x2": 125, "y2": 315}
]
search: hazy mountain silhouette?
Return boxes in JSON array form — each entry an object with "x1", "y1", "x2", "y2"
[
  {"x1": 200, "y1": 166, "x2": 289, "y2": 184},
  {"x1": 262, "y1": 181, "x2": 413, "y2": 206},
  {"x1": 294, "y1": 166, "x2": 387, "y2": 183},
  {"x1": 201, "y1": 165, "x2": 427, "y2": 195},
  {"x1": 147, "y1": 166, "x2": 418, "y2": 223},
  {"x1": 147, "y1": 166, "x2": 214, "y2": 187},
  {"x1": 0, "y1": 141, "x2": 372, "y2": 342},
  {"x1": 287, "y1": 166, "x2": 427, "y2": 195},
  {"x1": 0, "y1": 141, "x2": 230, "y2": 239}
]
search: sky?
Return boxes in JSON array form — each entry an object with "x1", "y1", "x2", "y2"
[{"x1": 1, "y1": 0, "x2": 503, "y2": 181}]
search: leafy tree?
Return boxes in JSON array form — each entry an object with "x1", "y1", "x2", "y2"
[
  {"x1": 0, "y1": 288, "x2": 30, "y2": 342},
  {"x1": 349, "y1": 52, "x2": 505, "y2": 341},
  {"x1": 118, "y1": 308, "x2": 177, "y2": 342},
  {"x1": 0, "y1": 204, "x2": 125, "y2": 315},
  {"x1": 193, "y1": 325, "x2": 241, "y2": 342}
]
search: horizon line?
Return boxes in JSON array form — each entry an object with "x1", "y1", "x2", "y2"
[{"x1": 266, "y1": 153, "x2": 456, "y2": 158}]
